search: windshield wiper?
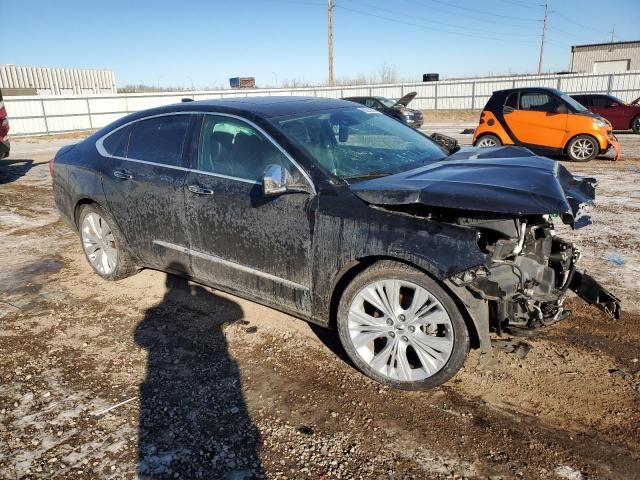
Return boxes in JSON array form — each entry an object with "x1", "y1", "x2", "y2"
[{"x1": 344, "y1": 171, "x2": 390, "y2": 181}]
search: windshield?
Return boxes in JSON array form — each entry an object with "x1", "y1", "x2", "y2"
[
  {"x1": 273, "y1": 106, "x2": 446, "y2": 180},
  {"x1": 560, "y1": 92, "x2": 588, "y2": 112},
  {"x1": 378, "y1": 97, "x2": 396, "y2": 108}
]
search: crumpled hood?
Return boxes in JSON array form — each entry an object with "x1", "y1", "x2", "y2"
[{"x1": 350, "y1": 146, "x2": 597, "y2": 228}]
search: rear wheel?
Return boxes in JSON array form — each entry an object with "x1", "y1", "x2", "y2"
[
  {"x1": 474, "y1": 134, "x2": 502, "y2": 148},
  {"x1": 566, "y1": 135, "x2": 599, "y2": 162},
  {"x1": 78, "y1": 204, "x2": 138, "y2": 281},
  {"x1": 336, "y1": 261, "x2": 469, "y2": 390},
  {"x1": 631, "y1": 115, "x2": 640, "y2": 134}
]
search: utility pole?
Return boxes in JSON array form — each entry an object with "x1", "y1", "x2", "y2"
[
  {"x1": 537, "y1": 0, "x2": 549, "y2": 74},
  {"x1": 328, "y1": 0, "x2": 334, "y2": 85},
  {"x1": 609, "y1": 24, "x2": 616, "y2": 43}
]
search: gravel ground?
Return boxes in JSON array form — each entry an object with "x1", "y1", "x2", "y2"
[{"x1": 1, "y1": 131, "x2": 639, "y2": 479}]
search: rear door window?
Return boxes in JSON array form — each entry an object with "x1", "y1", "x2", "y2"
[
  {"x1": 573, "y1": 95, "x2": 592, "y2": 107},
  {"x1": 102, "y1": 124, "x2": 133, "y2": 157},
  {"x1": 127, "y1": 114, "x2": 192, "y2": 167},
  {"x1": 591, "y1": 96, "x2": 612, "y2": 107}
]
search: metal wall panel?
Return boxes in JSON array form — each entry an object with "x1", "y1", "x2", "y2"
[
  {"x1": 0, "y1": 65, "x2": 117, "y2": 94},
  {"x1": 4, "y1": 71, "x2": 640, "y2": 135}
]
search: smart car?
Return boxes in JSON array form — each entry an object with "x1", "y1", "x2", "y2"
[
  {"x1": 52, "y1": 97, "x2": 620, "y2": 390},
  {"x1": 473, "y1": 87, "x2": 620, "y2": 161}
]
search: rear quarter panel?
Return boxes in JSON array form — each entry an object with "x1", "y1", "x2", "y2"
[{"x1": 53, "y1": 142, "x2": 109, "y2": 230}]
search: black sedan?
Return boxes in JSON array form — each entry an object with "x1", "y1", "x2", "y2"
[
  {"x1": 343, "y1": 92, "x2": 423, "y2": 128},
  {"x1": 52, "y1": 97, "x2": 619, "y2": 390}
]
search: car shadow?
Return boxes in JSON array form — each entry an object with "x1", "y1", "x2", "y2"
[
  {"x1": 308, "y1": 323, "x2": 353, "y2": 366},
  {"x1": 0, "y1": 158, "x2": 48, "y2": 184},
  {"x1": 134, "y1": 264, "x2": 264, "y2": 479}
]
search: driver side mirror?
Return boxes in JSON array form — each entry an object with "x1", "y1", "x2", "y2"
[
  {"x1": 607, "y1": 102, "x2": 618, "y2": 108},
  {"x1": 262, "y1": 164, "x2": 311, "y2": 196},
  {"x1": 263, "y1": 164, "x2": 291, "y2": 196}
]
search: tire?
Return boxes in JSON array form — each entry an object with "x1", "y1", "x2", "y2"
[
  {"x1": 474, "y1": 134, "x2": 502, "y2": 148},
  {"x1": 336, "y1": 261, "x2": 469, "y2": 390},
  {"x1": 77, "y1": 203, "x2": 138, "y2": 281},
  {"x1": 631, "y1": 115, "x2": 640, "y2": 134},
  {"x1": 566, "y1": 135, "x2": 599, "y2": 162}
]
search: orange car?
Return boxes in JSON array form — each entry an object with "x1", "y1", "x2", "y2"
[{"x1": 473, "y1": 87, "x2": 620, "y2": 161}]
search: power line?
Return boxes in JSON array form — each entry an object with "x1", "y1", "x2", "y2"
[
  {"x1": 496, "y1": 0, "x2": 540, "y2": 9},
  {"x1": 343, "y1": 0, "x2": 541, "y2": 37},
  {"x1": 552, "y1": 11, "x2": 600, "y2": 32},
  {"x1": 428, "y1": 0, "x2": 539, "y2": 21},
  {"x1": 334, "y1": 4, "x2": 540, "y2": 43},
  {"x1": 397, "y1": 0, "x2": 539, "y2": 26}
]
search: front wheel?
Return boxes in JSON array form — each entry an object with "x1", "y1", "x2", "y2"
[
  {"x1": 631, "y1": 115, "x2": 640, "y2": 134},
  {"x1": 336, "y1": 261, "x2": 469, "y2": 390},
  {"x1": 474, "y1": 134, "x2": 502, "y2": 148},
  {"x1": 566, "y1": 135, "x2": 599, "y2": 162}
]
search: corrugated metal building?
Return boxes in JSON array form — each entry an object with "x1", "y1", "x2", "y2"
[
  {"x1": 0, "y1": 65, "x2": 117, "y2": 96},
  {"x1": 570, "y1": 41, "x2": 640, "y2": 73}
]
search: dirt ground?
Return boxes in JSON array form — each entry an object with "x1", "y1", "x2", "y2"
[{"x1": 1, "y1": 131, "x2": 639, "y2": 479}]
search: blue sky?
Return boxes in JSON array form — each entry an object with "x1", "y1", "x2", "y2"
[{"x1": 3, "y1": 0, "x2": 639, "y2": 88}]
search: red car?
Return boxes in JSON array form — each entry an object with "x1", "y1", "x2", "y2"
[
  {"x1": 0, "y1": 89, "x2": 9, "y2": 158},
  {"x1": 571, "y1": 94, "x2": 640, "y2": 133}
]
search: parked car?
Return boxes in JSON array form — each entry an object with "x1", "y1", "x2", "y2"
[
  {"x1": 343, "y1": 92, "x2": 423, "y2": 128},
  {"x1": 0, "y1": 89, "x2": 10, "y2": 159},
  {"x1": 473, "y1": 87, "x2": 620, "y2": 162},
  {"x1": 52, "y1": 97, "x2": 620, "y2": 390},
  {"x1": 571, "y1": 94, "x2": 640, "y2": 133}
]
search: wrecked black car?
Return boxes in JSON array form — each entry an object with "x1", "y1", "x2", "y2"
[
  {"x1": 343, "y1": 92, "x2": 423, "y2": 128},
  {"x1": 52, "y1": 97, "x2": 620, "y2": 390}
]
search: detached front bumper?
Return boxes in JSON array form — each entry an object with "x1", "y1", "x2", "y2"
[
  {"x1": 569, "y1": 270, "x2": 621, "y2": 319},
  {"x1": 605, "y1": 137, "x2": 621, "y2": 161},
  {"x1": 601, "y1": 132, "x2": 621, "y2": 160},
  {"x1": 0, "y1": 138, "x2": 9, "y2": 159}
]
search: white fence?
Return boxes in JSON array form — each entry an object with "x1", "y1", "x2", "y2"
[{"x1": 5, "y1": 71, "x2": 640, "y2": 136}]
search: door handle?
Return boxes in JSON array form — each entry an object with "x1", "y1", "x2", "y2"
[
  {"x1": 113, "y1": 169, "x2": 133, "y2": 180},
  {"x1": 188, "y1": 185, "x2": 214, "y2": 195}
]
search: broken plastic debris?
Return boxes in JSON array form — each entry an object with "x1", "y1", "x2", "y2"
[{"x1": 605, "y1": 252, "x2": 625, "y2": 266}]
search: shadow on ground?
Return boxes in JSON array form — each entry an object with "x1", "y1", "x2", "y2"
[
  {"x1": 134, "y1": 264, "x2": 264, "y2": 479},
  {"x1": 0, "y1": 159, "x2": 49, "y2": 184}
]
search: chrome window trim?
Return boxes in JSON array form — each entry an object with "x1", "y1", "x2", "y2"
[
  {"x1": 153, "y1": 240, "x2": 309, "y2": 291},
  {"x1": 96, "y1": 110, "x2": 316, "y2": 193}
]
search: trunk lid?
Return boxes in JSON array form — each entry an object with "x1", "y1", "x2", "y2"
[{"x1": 350, "y1": 146, "x2": 596, "y2": 228}]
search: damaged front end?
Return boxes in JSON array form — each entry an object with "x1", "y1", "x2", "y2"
[
  {"x1": 351, "y1": 146, "x2": 621, "y2": 333},
  {"x1": 450, "y1": 216, "x2": 620, "y2": 335}
]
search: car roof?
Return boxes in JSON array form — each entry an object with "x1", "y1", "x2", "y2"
[
  {"x1": 131, "y1": 96, "x2": 353, "y2": 119},
  {"x1": 492, "y1": 86, "x2": 562, "y2": 96}
]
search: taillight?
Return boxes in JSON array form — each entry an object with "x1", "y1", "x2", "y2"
[{"x1": 49, "y1": 157, "x2": 55, "y2": 177}]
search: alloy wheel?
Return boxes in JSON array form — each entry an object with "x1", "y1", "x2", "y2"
[
  {"x1": 346, "y1": 279, "x2": 454, "y2": 382},
  {"x1": 81, "y1": 212, "x2": 117, "y2": 275},
  {"x1": 477, "y1": 137, "x2": 498, "y2": 147},
  {"x1": 570, "y1": 138, "x2": 595, "y2": 160}
]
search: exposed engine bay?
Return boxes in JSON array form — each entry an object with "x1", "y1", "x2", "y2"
[{"x1": 450, "y1": 215, "x2": 621, "y2": 334}]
